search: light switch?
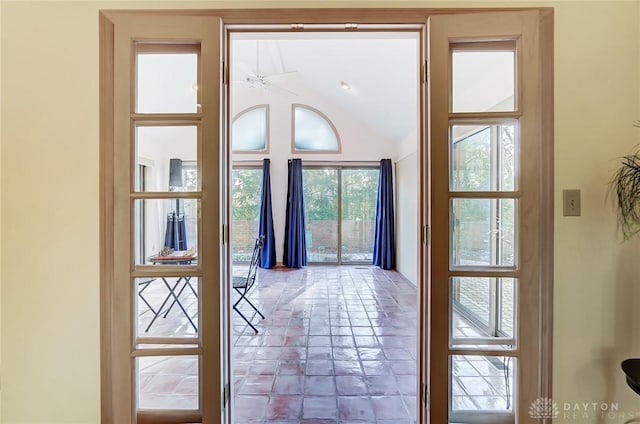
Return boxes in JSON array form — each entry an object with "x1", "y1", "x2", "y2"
[{"x1": 563, "y1": 189, "x2": 581, "y2": 216}]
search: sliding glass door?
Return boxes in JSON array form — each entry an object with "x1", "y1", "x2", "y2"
[
  {"x1": 341, "y1": 168, "x2": 378, "y2": 262},
  {"x1": 230, "y1": 167, "x2": 262, "y2": 262},
  {"x1": 303, "y1": 165, "x2": 378, "y2": 264}
]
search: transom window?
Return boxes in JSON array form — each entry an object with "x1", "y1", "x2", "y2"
[
  {"x1": 292, "y1": 104, "x2": 341, "y2": 152},
  {"x1": 231, "y1": 105, "x2": 269, "y2": 152}
]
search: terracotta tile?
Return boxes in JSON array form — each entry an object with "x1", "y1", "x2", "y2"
[
  {"x1": 278, "y1": 359, "x2": 306, "y2": 375},
  {"x1": 362, "y1": 360, "x2": 393, "y2": 376},
  {"x1": 273, "y1": 375, "x2": 304, "y2": 395},
  {"x1": 304, "y1": 375, "x2": 336, "y2": 395},
  {"x1": 306, "y1": 360, "x2": 334, "y2": 375},
  {"x1": 227, "y1": 266, "x2": 428, "y2": 421},
  {"x1": 248, "y1": 360, "x2": 279, "y2": 375},
  {"x1": 280, "y1": 346, "x2": 306, "y2": 360},
  {"x1": 371, "y1": 395, "x2": 409, "y2": 420},
  {"x1": 383, "y1": 348, "x2": 413, "y2": 360},
  {"x1": 366, "y1": 375, "x2": 400, "y2": 395},
  {"x1": 395, "y1": 374, "x2": 418, "y2": 395},
  {"x1": 332, "y1": 335, "x2": 355, "y2": 347},
  {"x1": 389, "y1": 360, "x2": 417, "y2": 375},
  {"x1": 332, "y1": 348, "x2": 359, "y2": 361},
  {"x1": 351, "y1": 326, "x2": 375, "y2": 336},
  {"x1": 264, "y1": 395, "x2": 303, "y2": 420},
  {"x1": 302, "y1": 396, "x2": 338, "y2": 419},
  {"x1": 236, "y1": 375, "x2": 274, "y2": 395},
  {"x1": 234, "y1": 395, "x2": 268, "y2": 420},
  {"x1": 307, "y1": 347, "x2": 333, "y2": 360},
  {"x1": 308, "y1": 335, "x2": 332, "y2": 346},
  {"x1": 358, "y1": 348, "x2": 385, "y2": 361},
  {"x1": 333, "y1": 360, "x2": 363, "y2": 376},
  {"x1": 337, "y1": 395, "x2": 375, "y2": 421},
  {"x1": 335, "y1": 375, "x2": 368, "y2": 396}
]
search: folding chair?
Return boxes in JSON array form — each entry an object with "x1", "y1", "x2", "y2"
[{"x1": 232, "y1": 235, "x2": 265, "y2": 334}]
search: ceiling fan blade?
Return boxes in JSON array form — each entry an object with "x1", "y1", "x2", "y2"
[
  {"x1": 236, "y1": 61, "x2": 258, "y2": 78},
  {"x1": 264, "y1": 70, "x2": 299, "y2": 80},
  {"x1": 269, "y1": 83, "x2": 298, "y2": 96}
]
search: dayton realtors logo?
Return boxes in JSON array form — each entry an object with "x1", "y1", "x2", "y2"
[
  {"x1": 529, "y1": 398, "x2": 639, "y2": 421},
  {"x1": 528, "y1": 398, "x2": 559, "y2": 419}
]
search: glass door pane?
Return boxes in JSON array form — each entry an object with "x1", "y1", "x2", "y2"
[
  {"x1": 303, "y1": 168, "x2": 338, "y2": 263},
  {"x1": 429, "y1": 10, "x2": 547, "y2": 424},
  {"x1": 132, "y1": 42, "x2": 204, "y2": 418},
  {"x1": 231, "y1": 168, "x2": 262, "y2": 262},
  {"x1": 341, "y1": 169, "x2": 378, "y2": 263}
]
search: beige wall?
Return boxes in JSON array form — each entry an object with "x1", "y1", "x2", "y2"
[{"x1": 2, "y1": 1, "x2": 640, "y2": 423}]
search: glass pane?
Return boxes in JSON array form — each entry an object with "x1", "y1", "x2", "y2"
[
  {"x1": 451, "y1": 50, "x2": 515, "y2": 113},
  {"x1": 135, "y1": 276, "x2": 199, "y2": 337},
  {"x1": 231, "y1": 168, "x2": 262, "y2": 262},
  {"x1": 135, "y1": 125, "x2": 198, "y2": 192},
  {"x1": 134, "y1": 199, "x2": 199, "y2": 266},
  {"x1": 450, "y1": 355, "x2": 515, "y2": 412},
  {"x1": 451, "y1": 199, "x2": 515, "y2": 267},
  {"x1": 136, "y1": 52, "x2": 199, "y2": 113},
  {"x1": 341, "y1": 169, "x2": 378, "y2": 263},
  {"x1": 232, "y1": 106, "x2": 268, "y2": 151},
  {"x1": 294, "y1": 106, "x2": 340, "y2": 151},
  {"x1": 451, "y1": 124, "x2": 516, "y2": 191},
  {"x1": 451, "y1": 277, "x2": 516, "y2": 348},
  {"x1": 303, "y1": 169, "x2": 338, "y2": 262},
  {"x1": 137, "y1": 355, "x2": 199, "y2": 410}
]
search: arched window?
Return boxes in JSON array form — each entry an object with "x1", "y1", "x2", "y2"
[
  {"x1": 231, "y1": 105, "x2": 269, "y2": 152},
  {"x1": 292, "y1": 104, "x2": 341, "y2": 152}
]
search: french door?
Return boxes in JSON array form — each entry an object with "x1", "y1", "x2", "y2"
[
  {"x1": 101, "y1": 13, "x2": 229, "y2": 423},
  {"x1": 426, "y1": 10, "x2": 552, "y2": 424}
]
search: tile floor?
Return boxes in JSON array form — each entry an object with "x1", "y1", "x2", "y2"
[
  {"x1": 134, "y1": 265, "x2": 513, "y2": 422},
  {"x1": 231, "y1": 266, "x2": 418, "y2": 423}
]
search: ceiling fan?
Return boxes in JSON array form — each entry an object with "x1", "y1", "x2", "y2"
[{"x1": 234, "y1": 40, "x2": 298, "y2": 96}]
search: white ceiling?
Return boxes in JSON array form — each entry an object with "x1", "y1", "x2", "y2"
[{"x1": 230, "y1": 33, "x2": 421, "y2": 144}]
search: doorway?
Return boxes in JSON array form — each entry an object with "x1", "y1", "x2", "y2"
[
  {"x1": 228, "y1": 29, "x2": 421, "y2": 422},
  {"x1": 100, "y1": 8, "x2": 552, "y2": 424}
]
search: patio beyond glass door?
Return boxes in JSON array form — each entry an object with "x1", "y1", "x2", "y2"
[
  {"x1": 303, "y1": 166, "x2": 378, "y2": 264},
  {"x1": 428, "y1": 10, "x2": 547, "y2": 424}
]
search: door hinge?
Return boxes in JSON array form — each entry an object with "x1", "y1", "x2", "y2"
[
  {"x1": 422, "y1": 383, "x2": 430, "y2": 410},
  {"x1": 422, "y1": 60, "x2": 428, "y2": 83},
  {"x1": 422, "y1": 225, "x2": 431, "y2": 246},
  {"x1": 222, "y1": 61, "x2": 229, "y2": 85},
  {"x1": 222, "y1": 382, "x2": 230, "y2": 408},
  {"x1": 222, "y1": 223, "x2": 229, "y2": 245}
]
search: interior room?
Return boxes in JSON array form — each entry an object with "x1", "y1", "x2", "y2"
[
  {"x1": 3, "y1": 2, "x2": 640, "y2": 424},
  {"x1": 228, "y1": 32, "x2": 420, "y2": 421}
]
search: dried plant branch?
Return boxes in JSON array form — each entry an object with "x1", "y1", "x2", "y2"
[{"x1": 609, "y1": 147, "x2": 640, "y2": 240}]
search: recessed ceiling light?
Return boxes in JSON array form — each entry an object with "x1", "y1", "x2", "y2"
[{"x1": 340, "y1": 80, "x2": 351, "y2": 91}]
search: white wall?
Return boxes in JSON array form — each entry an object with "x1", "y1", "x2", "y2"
[{"x1": 395, "y1": 152, "x2": 418, "y2": 285}]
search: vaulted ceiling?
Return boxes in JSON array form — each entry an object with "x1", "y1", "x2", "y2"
[{"x1": 230, "y1": 32, "x2": 421, "y2": 145}]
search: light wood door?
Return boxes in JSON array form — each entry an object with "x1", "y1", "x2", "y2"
[
  {"x1": 102, "y1": 13, "x2": 227, "y2": 424},
  {"x1": 427, "y1": 10, "x2": 552, "y2": 424}
]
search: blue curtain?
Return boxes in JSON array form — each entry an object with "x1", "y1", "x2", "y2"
[
  {"x1": 164, "y1": 202, "x2": 187, "y2": 251},
  {"x1": 258, "y1": 158, "x2": 276, "y2": 268},
  {"x1": 373, "y1": 159, "x2": 395, "y2": 270},
  {"x1": 283, "y1": 158, "x2": 307, "y2": 268}
]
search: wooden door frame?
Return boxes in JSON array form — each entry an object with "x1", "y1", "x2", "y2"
[{"x1": 100, "y1": 8, "x2": 553, "y2": 423}]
